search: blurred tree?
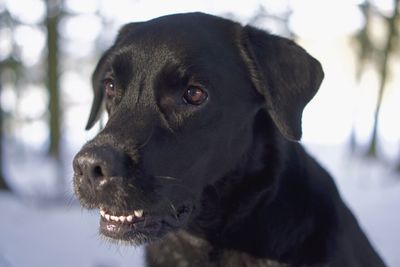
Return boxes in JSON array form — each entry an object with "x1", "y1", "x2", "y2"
[
  {"x1": 0, "y1": 81, "x2": 9, "y2": 191},
  {"x1": 0, "y1": 11, "x2": 7, "y2": 190},
  {"x1": 353, "y1": 0, "x2": 399, "y2": 158},
  {"x1": 1, "y1": 0, "x2": 68, "y2": 194},
  {"x1": 350, "y1": 2, "x2": 373, "y2": 153},
  {"x1": 46, "y1": 0, "x2": 62, "y2": 159},
  {"x1": 247, "y1": 5, "x2": 294, "y2": 39},
  {"x1": 0, "y1": 9, "x2": 22, "y2": 191}
]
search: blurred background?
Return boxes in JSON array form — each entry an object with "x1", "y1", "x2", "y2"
[{"x1": 0, "y1": 0, "x2": 399, "y2": 266}]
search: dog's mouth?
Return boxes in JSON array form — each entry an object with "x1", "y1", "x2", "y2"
[{"x1": 98, "y1": 205, "x2": 192, "y2": 244}]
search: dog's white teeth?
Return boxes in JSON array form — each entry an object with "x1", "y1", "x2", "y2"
[
  {"x1": 110, "y1": 215, "x2": 119, "y2": 222},
  {"x1": 134, "y1": 210, "x2": 143, "y2": 217},
  {"x1": 101, "y1": 209, "x2": 143, "y2": 222}
]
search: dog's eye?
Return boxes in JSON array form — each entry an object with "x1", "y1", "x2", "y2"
[
  {"x1": 183, "y1": 86, "x2": 208, "y2": 105},
  {"x1": 103, "y1": 78, "x2": 116, "y2": 98}
]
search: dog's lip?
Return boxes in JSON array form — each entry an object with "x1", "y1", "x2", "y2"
[
  {"x1": 98, "y1": 205, "x2": 193, "y2": 243},
  {"x1": 99, "y1": 212, "x2": 162, "y2": 241}
]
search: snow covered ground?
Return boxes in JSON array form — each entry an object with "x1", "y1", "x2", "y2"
[
  {"x1": 1, "y1": 143, "x2": 399, "y2": 267},
  {"x1": 0, "y1": 193, "x2": 145, "y2": 267}
]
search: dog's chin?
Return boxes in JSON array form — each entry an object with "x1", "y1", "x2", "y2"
[{"x1": 97, "y1": 205, "x2": 193, "y2": 246}]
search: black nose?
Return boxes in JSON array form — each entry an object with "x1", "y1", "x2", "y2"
[{"x1": 73, "y1": 146, "x2": 132, "y2": 188}]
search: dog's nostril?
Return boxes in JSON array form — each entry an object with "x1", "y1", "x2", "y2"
[
  {"x1": 73, "y1": 154, "x2": 107, "y2": 183},
  {"x1": 91, "y1": 165, "x2": 105, "y2": 180}
]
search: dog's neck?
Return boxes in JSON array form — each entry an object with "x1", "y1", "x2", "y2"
[{"x1": 185, "y1": 113, "x2": 336, "y2": 266}]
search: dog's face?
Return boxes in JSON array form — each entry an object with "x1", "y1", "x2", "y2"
[{"x1": 73, "y1": 13, "x2": 323, "y2": 245}]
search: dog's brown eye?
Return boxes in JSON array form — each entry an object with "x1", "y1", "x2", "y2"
[
  {"x1": 183, "y1": 86, "x2": 208, "y2": 105},
  {"x1": 104, "y1": 79, "x2": 116, "y2": 98}
]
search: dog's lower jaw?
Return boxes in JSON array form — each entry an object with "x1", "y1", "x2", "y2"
[{"x1": 97, "y1": 205, "x2": 193, "y2": 245}]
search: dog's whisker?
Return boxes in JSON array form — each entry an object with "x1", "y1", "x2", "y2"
[
  {"x1": 165, "y1": 198, "x2": 180, "y2": 222},
  {"x1": 136, "y1": 127, "x2": 155, "y2": 150},
  {"x1": 155, "y1": 175, "x2": 180, "y2": 181},
  {"x1": 154, "y1": 177, "x2": 195, "y2": 195},
  {"x1": 66, "y1": 194, "x2": 76, "y2": 208}
]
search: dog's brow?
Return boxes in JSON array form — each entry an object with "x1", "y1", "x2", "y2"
[{"x1": 111, "y1": 54, "x2": 134, "y2": 88}]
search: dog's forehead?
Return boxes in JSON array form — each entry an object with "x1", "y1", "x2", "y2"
[{"x1": 113, "y1": 13, "x2": 240, "y2": 64}]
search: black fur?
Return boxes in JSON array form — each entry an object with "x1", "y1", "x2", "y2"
[{"x1": 73, "y1": 12, "x2": 386, "y2": 267}]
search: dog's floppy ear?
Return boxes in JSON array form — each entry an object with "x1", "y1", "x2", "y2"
[
  {"x1": 85, "y1": 48, "x2": 111, "y2": 130},
  {"x1": 85, "y1": 22, "x2": 142, "y2": 130},
  {"x1": 239, "y1": 25, "x2": 324, "y2": 141}
]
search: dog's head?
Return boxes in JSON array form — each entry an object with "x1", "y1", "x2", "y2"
[{"x1": 73, "y1": 12, "x2": 323, "y2": 245}]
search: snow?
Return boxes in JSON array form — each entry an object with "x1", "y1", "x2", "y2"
[
  {"x1": 0, "y1": 193, "x2": 145, "y2": 267},
  {"x1": 1, "y1": 143, "x2": 399, "y2": 267}
]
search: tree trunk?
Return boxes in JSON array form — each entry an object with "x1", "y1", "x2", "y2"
[
  {"x1": 46, "y1": 0, "x2": 61, "y2": 159},
  {"x1": 397, "y1": 158, "x2": 400, "y2": 173},
  {"x1": 0, "y1": 81, "x2": 10, "y2": 191},
  {"x1": 366, "y1": 0, "x2": 399, "y2": 157}
]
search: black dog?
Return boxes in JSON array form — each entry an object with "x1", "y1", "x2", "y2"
[{"x1": 73, "y1": 12, "x2": 386, "y2": 267}]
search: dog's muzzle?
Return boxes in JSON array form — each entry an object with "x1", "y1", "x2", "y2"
[{"x1": 73, "y1": 145, "x2": 193, "y2": 244}]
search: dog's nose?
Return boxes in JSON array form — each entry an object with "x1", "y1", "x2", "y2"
[{"x1": 73, "y1": 146, "x2": 132, "y2": 187}]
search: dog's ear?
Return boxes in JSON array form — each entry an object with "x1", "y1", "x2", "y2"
[
  {"x1": 85, "y1": 48, "x2": 111, "y2": 130},
  {"x1": 239, "y1": 25, "x2": 324, "y2": 141},
  {"x1": 85, "y1": 22, "x2": 142, "y2": 130}
]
